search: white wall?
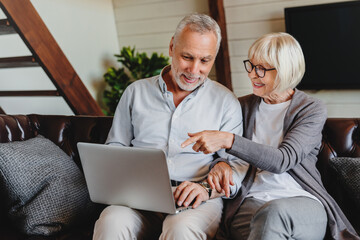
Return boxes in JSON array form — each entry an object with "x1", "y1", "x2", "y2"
[
  {"x1": 112, "y1": 0, "x2": 217, "y2": 79},
  {"x1": 2, "y1": 0, "x2": 359, "y2": 117},
  {"x1": 225, "y1": 0, "x2": 360, "y2": 117},
  {"x1": 0, "y1": 0, "x2": 119, "y2": 115}
]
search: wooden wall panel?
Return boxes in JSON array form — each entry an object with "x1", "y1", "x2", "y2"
[
  {"x1": 112, "y1": 0, "x2": 216, "y2": 79},
  {"x1": 228, "y1": 20, "x2": 285, "y2": 40},
  {"x1": 114, "y1": 0, "x2": 208, "y2": 22},
  {"x1": 224, "y1": 0, "x2": 360, "y2": 117},
  {"x1": 208, "y1": 0, "x2": 232, "y2": 90}
]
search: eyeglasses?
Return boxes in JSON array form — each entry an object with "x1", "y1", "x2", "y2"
[{"x1": 243, "y1": 60, "x2": 276, "y2": 78}]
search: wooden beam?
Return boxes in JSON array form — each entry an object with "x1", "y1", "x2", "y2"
[
  {"x1": 0, "y1": 0, "x2": 104, "y2": 115},
  {"x1": 208, "y1": 0, "x2": 233, "y2": 91},
  {"x1": 0, "y1": 56, "x2": 38, "y2": 68},
  {"x1": 0, "y1": 19, "x2": 16, "y2": 35},
  {"x1": 0, "y1": 90, "x2": 59, "y2": 96}
]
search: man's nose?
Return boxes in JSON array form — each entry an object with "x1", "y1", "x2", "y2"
[{"x1": 188, "y1": 61, "x2": 201, "y2": 74}]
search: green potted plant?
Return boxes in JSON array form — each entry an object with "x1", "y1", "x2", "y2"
[{"x1": 102, "y1": 46, "x2": 169, "y2": 116}]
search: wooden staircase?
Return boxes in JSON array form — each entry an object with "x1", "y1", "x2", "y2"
[{"x1": 0, "y1": 0, "x2": 103, "y2": 115}]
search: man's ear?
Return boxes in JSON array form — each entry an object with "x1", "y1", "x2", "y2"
[{"x1": 169, "y1": 37, "x2": 174, "y2": 57}]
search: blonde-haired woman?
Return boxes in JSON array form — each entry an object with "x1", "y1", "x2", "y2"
[{"x1": 182, "y1": 32, "x2": 359, "y2": 240}]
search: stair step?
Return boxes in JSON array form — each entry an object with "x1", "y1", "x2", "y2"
[
  {"x1": 0, "y1": 90, "x2": 60, "y2": 97},
  {"x1": 0, "y1": 56, "x2": 38, "y2": 68},
  {"x1": 0, "y1": 0, "x2": 104, "y2": 115},
  {"x1": 0, "y1": 19, "x2": 16, "y2": 35}
]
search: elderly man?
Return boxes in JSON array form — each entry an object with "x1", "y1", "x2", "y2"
[{"x1": 93, "y1": 13, "x2": 247, "y2": 240}]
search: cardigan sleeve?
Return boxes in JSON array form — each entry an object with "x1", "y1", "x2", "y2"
[{"x1": 227, "y1": 97, "x2": 327, "y2": 174}]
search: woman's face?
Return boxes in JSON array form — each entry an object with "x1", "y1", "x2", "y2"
[{"x1": 247, "y1": 59, "x2": 278, "y2": 100}]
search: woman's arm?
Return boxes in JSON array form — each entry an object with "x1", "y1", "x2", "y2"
[
  {"x1": 229, "y1": 99, "x2": 327, "y2": 173},
  {"x1": 182, "y1": 98, "x2": 327, "y2": 174},
  {"x1": 181, "y1": 131, "x2": 235, "y2": 154}
]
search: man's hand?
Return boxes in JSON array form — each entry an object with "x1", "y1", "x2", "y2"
[
  {"x1": 181, "y1": 130, "x2": 235, "y2": 154},
  {"x1": 208, "y1": 162, "x2": 234, "y2": 198},
  {"x1": 173, "y1": 181, "x2": 209, "y2": 208}
]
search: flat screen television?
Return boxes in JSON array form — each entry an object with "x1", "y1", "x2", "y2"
[{"x1": 285, "y1": 1, "x2": 360, "y2": 90}]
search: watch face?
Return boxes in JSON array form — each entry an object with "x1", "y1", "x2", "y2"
[
  {"x1": 201, "y1": 182, "x2": 211, "y2": 189},
  {"x1": 200, "y1": 182, "x2": 212, "y2": 197}
]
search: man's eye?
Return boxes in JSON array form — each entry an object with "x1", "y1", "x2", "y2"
[
  {"x1": 183, "y1": 56, "x2": 191, "y2": 60},
  {"x1": 201, "y1": 59, "x2": 210, "y2": 63}
]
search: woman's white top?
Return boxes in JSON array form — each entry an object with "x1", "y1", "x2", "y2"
[{"x1": 247, "y1": 99, "x2": 320, "y2": 203}]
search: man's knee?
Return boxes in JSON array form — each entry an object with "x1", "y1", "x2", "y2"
[
  {"x1": 161, "y1": 220, "x2": 205, "y2": 240},
  {"x1": 94, "y1": 206, "x2": 141, "y2": 239}
]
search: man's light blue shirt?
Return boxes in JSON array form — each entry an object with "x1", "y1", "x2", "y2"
[{"x1": 106, "y1": 66, "x2": 248, "y2": 196}]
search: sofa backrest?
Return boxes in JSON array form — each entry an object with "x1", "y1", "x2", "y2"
[
  {"x1": 0, "y1": 114, "x2": 113, "y2": 168},
  {"x1": 317, "y1": 118, "x2": 360, "y2": 232},
  {"x1": 0, "y1": 114, "x2": 359, "y2": 232}
]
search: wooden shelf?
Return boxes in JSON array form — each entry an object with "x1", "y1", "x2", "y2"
[
  {"x1": 0, "y1": 90, "x2": 59, "y2": 97},
  {"x1": 0, "y1": 56, "x2": 38, "y2": 68},
  {"x1": 0, "y1": 19, "x2": 16, "y2": 35}
]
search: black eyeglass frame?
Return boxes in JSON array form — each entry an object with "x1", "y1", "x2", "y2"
[{"x1": 243, "y1": 60, "x2": 276, "y2": 78}]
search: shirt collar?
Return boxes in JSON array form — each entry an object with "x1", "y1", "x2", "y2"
[{"x1": 158, "y1": 65, "x2": 171, "y2": 93}]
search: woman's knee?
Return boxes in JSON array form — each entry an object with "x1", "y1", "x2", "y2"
[
  {"x1": 253, "y1": 200, "x2": 285, "y2": 222},
  {"x1": 249, "y1": 198, "x2": 327, "y2": 240}
]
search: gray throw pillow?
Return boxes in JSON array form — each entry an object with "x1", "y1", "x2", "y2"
[
  {"x1": 0, "y1": 135, "x2": 93, "y2": 236},
  {"x1": 329, "y1": 157, "x2": 360, "y2": 210}
]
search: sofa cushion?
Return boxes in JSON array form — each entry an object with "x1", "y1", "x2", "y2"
[
  {"x1": 0, "y1": 135, "x2": 94, "y2": 236},
  {"x1": 329, "y1": 157, "x2": 360, "y2": 210}
]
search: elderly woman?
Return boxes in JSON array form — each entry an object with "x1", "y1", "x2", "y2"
[{"x1": 182, "y1": 32, "x2": 359, "y2": 240}]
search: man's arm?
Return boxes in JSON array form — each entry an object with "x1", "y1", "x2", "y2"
[{"x1": 105, "y1": 86, "x2": 134, "y2": 146}]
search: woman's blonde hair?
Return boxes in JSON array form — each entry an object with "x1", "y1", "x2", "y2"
[{"x1": 248, "y1": 32, "x2": 305, "y2": 93}]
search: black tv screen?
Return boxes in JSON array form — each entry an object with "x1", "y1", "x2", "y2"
[{"x1": 285, "y1": 1, "x2": 360, "y2": 90}]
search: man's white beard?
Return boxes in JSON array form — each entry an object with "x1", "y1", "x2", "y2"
[{"x1": 172, "y1": 66, "x2": 205, "y2": 92}]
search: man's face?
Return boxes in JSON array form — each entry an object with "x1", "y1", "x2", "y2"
[{"x1": 169, "y1": 26, "x2": 218, "y2": 91}]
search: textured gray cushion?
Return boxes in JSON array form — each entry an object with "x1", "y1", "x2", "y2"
[
  {"x1": 0, "y1": 135, "x2": 93, "y2": 236},
  {"x1": 329, "y1": 157, "x2": 360, "y2": 210}
]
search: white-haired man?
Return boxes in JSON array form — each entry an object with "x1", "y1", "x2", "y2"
[{"x1": 93, "y1": 13, "x2": 247, "y2": 240}]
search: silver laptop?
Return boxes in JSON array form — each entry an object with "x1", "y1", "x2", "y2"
[{"x1": 77, "y1": 142, "x2": 193, "y2": 214}]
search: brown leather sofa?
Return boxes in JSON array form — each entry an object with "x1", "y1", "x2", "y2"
[{"x1": 0, "y1": 114, "x2": 358, "y2": 239}]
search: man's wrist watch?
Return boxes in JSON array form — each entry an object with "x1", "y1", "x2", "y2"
[{"x1": 199, "y1": 181, "x2": 212, "y2": 198}]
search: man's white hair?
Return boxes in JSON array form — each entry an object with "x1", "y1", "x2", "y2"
[{"x1": 173, "y1": 13, "x2": 221, "y2": 54}]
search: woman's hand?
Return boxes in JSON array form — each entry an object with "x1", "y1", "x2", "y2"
[
  {"x1": 181, "y1": 130, "x2": 235, "y2": 154},
  {"x1": 208, "y1": 162, "x2": 234, "y2": 198}
]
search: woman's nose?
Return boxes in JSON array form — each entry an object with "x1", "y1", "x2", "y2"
[{"x1": 248, "y1": 67, "x2": 258, "y2": 78}]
